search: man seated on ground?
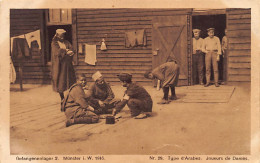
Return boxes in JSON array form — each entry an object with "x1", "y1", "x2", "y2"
[
  {"x1": 85, "y1": 71, "x2": 121, "y2": 115},
  {"x1": 112, "y1": 73, "x2": 153, "y2": 119},
  {"x1": 61, "y1": 74, "x2": 99, "y2": 127},
  {"x1": 144, "y1": 56, "x2": 180, "y2": 104}
]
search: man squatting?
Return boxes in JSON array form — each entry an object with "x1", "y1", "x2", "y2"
[{"x1": 85, "y1": 71, "x2": 121, "y2": 115}]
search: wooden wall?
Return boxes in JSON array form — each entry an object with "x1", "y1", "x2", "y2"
[
  {"x1": 75, "y1": 9, "x2": 191, "y2": 85},
  {"x1": 10, "y1": 9, "x2": 50, "y2": 84},
  {"x1": 227, "y1": 8, "x2": 251, "y2": 82}
]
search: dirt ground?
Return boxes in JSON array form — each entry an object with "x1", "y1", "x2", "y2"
[{"x1": 9, "y1": 82, "x2": 251, "y2": 155}]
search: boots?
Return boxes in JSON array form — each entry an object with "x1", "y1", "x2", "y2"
[{"x1": 66, "y1": 116, "x2": 99, "y2": 127}]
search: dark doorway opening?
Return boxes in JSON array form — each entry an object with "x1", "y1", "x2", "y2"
[
  {"x1": 192, "y1": 14, "x2": 226, "y2": 84},
  {"x1": 45, "y1": 25, "x2": 72, "y2": 63}
]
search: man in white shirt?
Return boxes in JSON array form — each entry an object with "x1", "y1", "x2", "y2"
[
  {"x1": 192, "y1": 29, "x2": 204, "y2": 85},
  {"x1": 202, "y1": 28, "x2": 222, "y2": 87}
]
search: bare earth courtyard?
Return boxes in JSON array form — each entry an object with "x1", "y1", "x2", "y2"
[{"x1": 10, "y1": 83, "x2": 250, "y2": 155}]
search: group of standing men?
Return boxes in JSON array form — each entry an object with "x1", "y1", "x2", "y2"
[{"x1": 192, "y1": 27, "x2": 228, "y2": 87}]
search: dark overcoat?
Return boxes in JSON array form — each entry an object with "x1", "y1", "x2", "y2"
[
  {"x1": 152, "y1": 61, "x2": 180, "y2": 87},
  {"x1": 51, "y1": 37, "x2": 76, "y2": 93}
]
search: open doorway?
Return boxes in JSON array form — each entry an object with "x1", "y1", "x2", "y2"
[
  {"x1": 45, "y1": 25, "x2": 72, "y2": 63},
  {"x1": 192, "y1": 14, "x2": 226, "y2": 84}
]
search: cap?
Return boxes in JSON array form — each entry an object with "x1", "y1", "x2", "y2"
[
  {"x1": 56, "y1": 29, "x2": 66, "y2": 34},
  {"x1": 207, "y1": 28, "x2": 215, "y2": 32},
  {"x1": 117, "y1": 73, "x2": 132, "y2": 82},
  {"x1": 192, "y1": 29, "x2": 201, "y2": 33},
  {"x1": 92, "y1": 71, "x2": 102, "y2": 81}
]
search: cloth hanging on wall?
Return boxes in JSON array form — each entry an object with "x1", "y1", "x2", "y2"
[
  {"x1": 84, "y1": 44, "x2": 96, "y2": 65},
  {"x1": 12, "y1": 38, "x2": 30, "y2": 59},
  {"x1": 136, "y1": 29, "x2": 147, "y2": 46},
  {"x1": 25, "y1": 30, "x2": 41, "y2": 49},
  {"x1": 10, "y1": 56, "x2": 16, "y2": 84},
  {"x1": 125, "y1": 31, "x2": 137, "y2": 48},
  {"x1": 78, "y1": 43, "x2": 83, "y2": 53},
  {"x1": 125, "y1": 29, "x2": 147, "y2": 48},
  {"x1": 11, "y1": 34, "x2": 25, "y2": 53}
]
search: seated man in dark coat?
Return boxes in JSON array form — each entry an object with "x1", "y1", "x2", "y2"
[
  {"x1": 61, "y1": 74, "x2": 99, "y2": 127},
  {"x1": 85, "y1": 71, "x2": 121, "y2": 114},
  {"x1": 112, "y1": 73, "x2": 153, "y2": 119},
  {"x1": 144, "y1": 57, "x2": 180, "y2": 104}
]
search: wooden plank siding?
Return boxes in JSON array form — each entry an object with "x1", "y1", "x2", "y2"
[
  {"x1": 75, "y1": 9, "x2": 191, "y2": 85},
  {"x1": 227, "y1": 8, "x2": 251, "y2": 82},
  {"x1": 10, "y1": 9, "x2": 50, "y2": 84}
]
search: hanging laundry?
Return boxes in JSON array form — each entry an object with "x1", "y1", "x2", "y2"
[
  {"x1": 10, "y1": 34, "x2": 25, "y2": 53},
  {"x1": 125, "y1": 31, "x2": 137, "y2": 48},
  {"x1": 84, "y1": 44, "x2": 96, "y2": 65},
  {"x1": 12, "y1": 38, "x2": 30, "y2": 59},
  {"x1": 136, "y1": 29, "x2": 147, "y2": 46},
  {"x1": 125, "y1": 29, "x2": 147, "y2": 48},
  {"x1": 25, "y1": 30, "x2": 41, "y2": 49},
  {"x1": 78, "y1": 43, "x2": 83, "y2": 53},
  {"x1": 10, "y1": 56, "x2": 16, "y2": 84}
]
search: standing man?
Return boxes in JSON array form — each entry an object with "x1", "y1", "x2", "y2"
[
  {"x1": 51, "y1": 29, "x2": 76, "y2": 103},
  {"x1": 192, "y1": 29, "x2": 204, "y2": 85},
  {"x1": 221, "y1": 29, "x2": 228, "y2": 84},
  {"x1": 144, "y1": 57, "x2": 180, "y2": 104},
  {"x1": 112, "y1": 73, "x2": 153, "y2": 119},
  {"x1": 61, "y1": 74, "x2": 99, "y2": 127},
  {"x1": 202, "y1": 28, "x2": 222, "y2": 87},
  {"x1": 85, "y1": 71, "x2": 121, "y2": 114}
]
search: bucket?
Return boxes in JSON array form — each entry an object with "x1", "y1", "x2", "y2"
[{"x1": 106, "y1": 116, "x2": 115, "y2": 124}]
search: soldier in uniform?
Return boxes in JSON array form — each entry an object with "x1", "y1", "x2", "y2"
[
  {"x1": 112, "y1": 73, "x2": 153, "y2": 119},
  {"x1": 192, "y1": 28, "x2": 204, "y2": 85},
  {"x1": 202, "y1": 28, "x2": 222, "y2": 87},
  {"x1": 61, "y1": 74, "x2": 99, "y2": 127},
  {"x1": 85, "y1": 71, "x2": 121, "y2": 114}
]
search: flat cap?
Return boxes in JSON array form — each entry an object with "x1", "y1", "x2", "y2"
[
  {"x1": 192, "y1": 29, "x2": 201, "y2": 33},
  {"x1": 56, "y1": 29, "x2": 66, "y2": 34},
  {"x1": 92, "y1": 71, "x2": 102, "y2": 81},
  {"x1": 117, "y1": 73, "x2": 132, "y2": 82},
  {"x1": 207, "y1": 28, "x2": 215, "y2": 32}
]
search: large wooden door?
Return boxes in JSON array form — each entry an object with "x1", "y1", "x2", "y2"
[{"x1": 152, "y1": 16, "x2": 191, "y2": 86}]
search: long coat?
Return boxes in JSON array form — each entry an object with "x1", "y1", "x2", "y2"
[
  {"x1": 51, "y1": 37, "x2": 76, "y2": 93},
  {"x1": 152, "y1": 61, "x2": 180, "y2": 87}
]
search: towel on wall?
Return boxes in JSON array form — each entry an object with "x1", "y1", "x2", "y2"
[
  {"x1": 10, "y1": 56, "x2": 16, "y2": 84},
  {"x1": 84, "y1": 44, "x2": 96, "y2": 65},
  {"x1": 125, "y1": 31, "x2": 137, "y2": 48},
  {"x1": 136, "y1": 29, "x2": 147, "y2": 46},
  {"x1": 78, "y1": 43, "x2": 83, "y2": 53},
  {"x1": 125, "y1": 29, "x2": 147, "y2": 48},
  {"x1": 25, "y1": 30, "x2": 41, "y2": 49}
]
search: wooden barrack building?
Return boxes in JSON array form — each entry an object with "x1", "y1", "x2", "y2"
[{"x1": 10, "y1": 8, "x2": 251, "y2": 86}]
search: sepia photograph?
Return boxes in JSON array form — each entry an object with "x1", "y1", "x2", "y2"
[{"x1": 1, "y1": 0, "x2": 259, "y2": 162}]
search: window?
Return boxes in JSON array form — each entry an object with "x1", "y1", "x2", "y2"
[{"x1": 47, "y1": 9, "x2": 72, "y2": 25}]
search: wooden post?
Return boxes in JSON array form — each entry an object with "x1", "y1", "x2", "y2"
[
  {"x1": 72, "y1": 9, "x2": 78, "y2": 65},
  {"x1": 19, "y1": 62, "x2": 23, "y2": 91}
]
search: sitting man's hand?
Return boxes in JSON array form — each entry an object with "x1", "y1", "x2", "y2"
[
  {"x1": 112, "y1": 108, "x2": 117, "y2": 116},
  {"x1": 94, "y1": 108, "x2": 103, "y2": 115},
  {"x1": 123, "y1": 94, "x2": 130, "y2": 100},
  {"x1": 98, "y1": 100, "x2": 105, "y2": 108},
  {"x1": 87, "y1": 105, "x2": 95, "y2": 112}
]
